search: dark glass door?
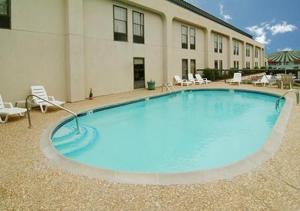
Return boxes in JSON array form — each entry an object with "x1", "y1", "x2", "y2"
[{"x1": 133, "y1": 58, "x2": 145, "y2": 89}]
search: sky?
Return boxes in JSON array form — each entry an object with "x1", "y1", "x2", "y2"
[{"x1": 185, "y1": 0, "x2": 300, "y2": 55}]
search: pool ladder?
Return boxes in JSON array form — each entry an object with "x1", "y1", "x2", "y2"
[
  {"x1": 162, "y1": 83, "x2": 174, "y2": 92},
  {"x1": 25, "y1": 94, "x2": 80, "y2": 134},
  {"x1": 275, "y1": 89, "x2": 299, "y2": 111}
]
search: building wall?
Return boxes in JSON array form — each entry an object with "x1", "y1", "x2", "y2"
[
  {"x1": 83, "y1": 0, "x2": 164, "y2": 97},
  {"x1": 0, "y1": 0, "x2": 265, "y2": 103},
  {"x1": 0, "y1": 0, "x2": 66, "y2": 102},
  {"x1": 170, "y1": 20, "x2": 205, "y2": 78}
]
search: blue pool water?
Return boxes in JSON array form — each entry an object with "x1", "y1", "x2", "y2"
[{"x1": 52, "y1": 90, "x2": 284, "y2": 173}]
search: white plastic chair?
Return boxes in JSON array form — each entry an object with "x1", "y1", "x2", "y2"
[
  {"x1": 174, "y1": 75, "x2": 192, "y2": 86},
  {"x1": 0, "y1": 95, "x2": 27, "y2": 123},
  {"x1": 188, "y1": 73, "x2": 203, "y2": 85},
  {"x1": 31, "y1": 86, "x2": 65, "y2": 113},
  {"x1": 195, "y1": 74, "x2": 211, "y2": 84},
  {"x1": 228, "y1": 73, "x2": 242, "y2": 85},
  {"x1": 253, "y1": 75, "x2": 269, "y2": 86}
]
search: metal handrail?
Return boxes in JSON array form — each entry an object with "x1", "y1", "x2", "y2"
[
  {"x1": 25, "y1": 94, "x2": 80, "y2": 134},
  {"x1": 162, "y1": 83, "x2": 174, "y2": 92},
  {"x1": 275, "y1": 89, "x2": 299, "y2": 111}
]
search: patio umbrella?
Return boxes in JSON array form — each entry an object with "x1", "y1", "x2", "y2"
[{"x1": 268, "y1": 51, "x2": 300, "y2": 73}]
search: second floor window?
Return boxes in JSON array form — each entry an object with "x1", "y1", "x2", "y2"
[
  {"x1": 181, "y1": 25, "x2": 188, "y2": 49},
  {"x1": 219, "y1": 36, "x2": 223, "y2": 53},
  {"x1": 214, "y1": 35, "x2": 218, "y2": 53},
  {"x1": 190, "y1": 28, "x2": 195, "y2": 50},
  {"x1": 0, "y1": 0, "x2": 10, "y2": 29},
  {"x1": 214, "y1": 34, "x2": 223, "y2": 53},
  {"x1": 255, "y1": 48, "x2": 258, "y2": 58},
  {"x1": 246, "y1": 45, "x2": 251, "y2": 57},
  {"x1": 113, "y1": 5, "x2": 127, "y2": 41},
  {"x1": 233, "y1": 40, "x2": 239, "y2": 55},
  {"x1": 133, "y1": 11, "x2": 144, "y2": 44}
]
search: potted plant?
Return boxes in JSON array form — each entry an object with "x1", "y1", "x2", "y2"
[{"x1": 147, "y1": 79, "x2": 155, "y2": 90}]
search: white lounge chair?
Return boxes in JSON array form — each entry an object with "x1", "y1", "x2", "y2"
[
  {"x1": 188, "y1": 73, "x2": 203, "y2": 85},
  {"x1": 253, "y1": 75, "x2": 269, "y2": 86},
  {"x1": 31, "y1": 86, "x2": 65, "y2": 113},
  {"x1": 228, "y1": 73, "x2": 242, "y2": 85},
  {"x1": 195, "y1": 74, "x2": 211, "y2": 84},
  {"x1": 0, "y1": 95, "x2": 27, "y2": 123},
  {"x1": 174, "y1": 75, "x2": 192, "y2": 86}
]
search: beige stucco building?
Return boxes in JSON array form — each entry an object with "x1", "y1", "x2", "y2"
[{"x1": 0, "y1": 0, "x2": 264, "y2": 102}]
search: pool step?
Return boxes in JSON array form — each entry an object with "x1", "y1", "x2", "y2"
[
  {"x1": 52, "y1": 125, "x2": 98, "y2": 156},
  {"x1": 52, "y1": 127, "x2": 88, "y2": 148},
  {"x1": 52, "y1": 126, "x2": 79, "y2": 142}
]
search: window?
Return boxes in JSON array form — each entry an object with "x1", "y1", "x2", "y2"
[
  {"x1": 181, "y1": 25, "x2": 188, "y2": 49},
  {"x1": 219, "y1": 36, "x2": 223, "y2": 53},
  {"x1": 255, "y1": 62, "x2": 258, "y2": 68},
  {"x1": 233, "y1": 40, "x2": 239, "y2": 55},
  {"x1": 113, "y1": 5, "x2": 127, "y2": 41},
  {"x1": 133, "y1": 11, "x2": 144, "y2": 44},
  {"x1": 0, "y1": 0, "x2": 10, "y2": 29},
  {"x1": 214, "y1": 34, "x2": 218, "y2": 53},
  {"x1": 246, "y1": 45, "x2": 251, "y2": 57},
  {"x1": 190, "y1": 59, "x2": 196, "y2": 75},
  {"x1": 255, "y1": 48, "x2": 258, "y2": 58},
  {"x1": 214, "y1": 34, "x2": 223, "y2": 53},
  {"x1": 182, "y1": 59, "x2": 188, "y2": 79},
  {"x1": 234, "y1": 61, "x2": 239, "y2": 69},
  {"x1": 190, "y1": 28, "x2": 196, "y2": 50},
  {"x1": 219, "y1": 60, "x2": 223, "y2": 70},
  {"x1": 246, "y1": 62, "x2": 250, "y2": 69},
  {"x1": 214, "y1": 60, "x2": 218, "y2": 69}
]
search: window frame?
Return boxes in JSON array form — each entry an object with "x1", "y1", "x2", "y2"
[
  {"x1": 0, "y1": 0, "x2": 11, "y2": 29},
  {"x1": 113, "y1": 5, "x2": 128, "y2": 42},
  {"x1": 214, "y1": 34, "x2": 218, "y2": 53},
  {"x1": 190, "y1": 27, "x2": 196, "y2": 50},
  {"x1": 219, "y1": 60, "x2": 223, "y2": 70},
  {"x1": 182, "y1": 59, "x2": 188, "y2": 79},
  {"x1": 132, "y1": 10, "x2": 144, "y2": 44},
  {"x1": 219, "y1": 36, "x2": 223, "y2": 53},
  {"x1": 214, "y1": 60, "x2": 218, "y2": 69},
  {"x1": 190, "y1": 59, "x2": 196, "y2": 75},
  {"x1": 181, "y1": 25, "x2": 188, "y2": 49}
]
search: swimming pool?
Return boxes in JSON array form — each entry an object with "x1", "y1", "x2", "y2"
[{"x1": 50, "y1": 89, "x2": 285, "y2": 175}]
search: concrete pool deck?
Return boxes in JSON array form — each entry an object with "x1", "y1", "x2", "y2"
[{"x1": 1, "y1": 82, "x2": 300, "y2": 210}]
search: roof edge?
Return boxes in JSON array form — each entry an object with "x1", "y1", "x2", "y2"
[{"x1": 167, "y1": 0, "x2": 253, "y2": 39}]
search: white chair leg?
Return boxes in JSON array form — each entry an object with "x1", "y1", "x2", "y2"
[{"x1": 0, "y1": 115, "x2": 8, "y2": 123}]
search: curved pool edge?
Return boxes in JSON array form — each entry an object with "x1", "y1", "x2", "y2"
[{"x1": 40, "y1": 88, "x2": 294, "y2": 185}]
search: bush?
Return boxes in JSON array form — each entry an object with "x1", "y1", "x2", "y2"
[{"x1": 201, "y1": 68, "x2": 265, "y2": 81}]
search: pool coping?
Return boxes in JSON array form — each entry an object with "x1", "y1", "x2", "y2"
[{"x1": 40, "y1": 87, "x2": 294, "y2": 185}]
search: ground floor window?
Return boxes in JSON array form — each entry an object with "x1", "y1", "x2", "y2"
[
  {"x1": 182, "y1": 59, "x2": 188, "y2": 79},
  {"x1": 219, "y1": 60, "x2": 223, "y2": 70},
  {"x1": 246, "y1": 62, "x2": 251, "y2": 69},
  {"x1": 0, "y1": 0, "x2": 10, "y2": 29},
  {"x1": 234, "y1": 61, "x2": 239, "y2": 69},
  {"x1": 214, "y1": 60, "x2": 218, "y2": 69},
  {"x1": 190, "y1": 59, "x2": 196, "y2": 75}
]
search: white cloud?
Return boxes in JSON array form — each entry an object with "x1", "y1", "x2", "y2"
[
  {"x1": 277, "y1": 47, "x2": 293, "y2": 51},
  {"x1": 246, "y1": 24, "x2": 271, "y2": 45},
  {"x1": 246, "y1": 21, "x2": 297, "y2": 45},
  {"x1": 219, "y1": 4, "x2": 232, "y2": 22},
  {"x1": 270, "y1": 21, "x2": 297, "y2": 35}
]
